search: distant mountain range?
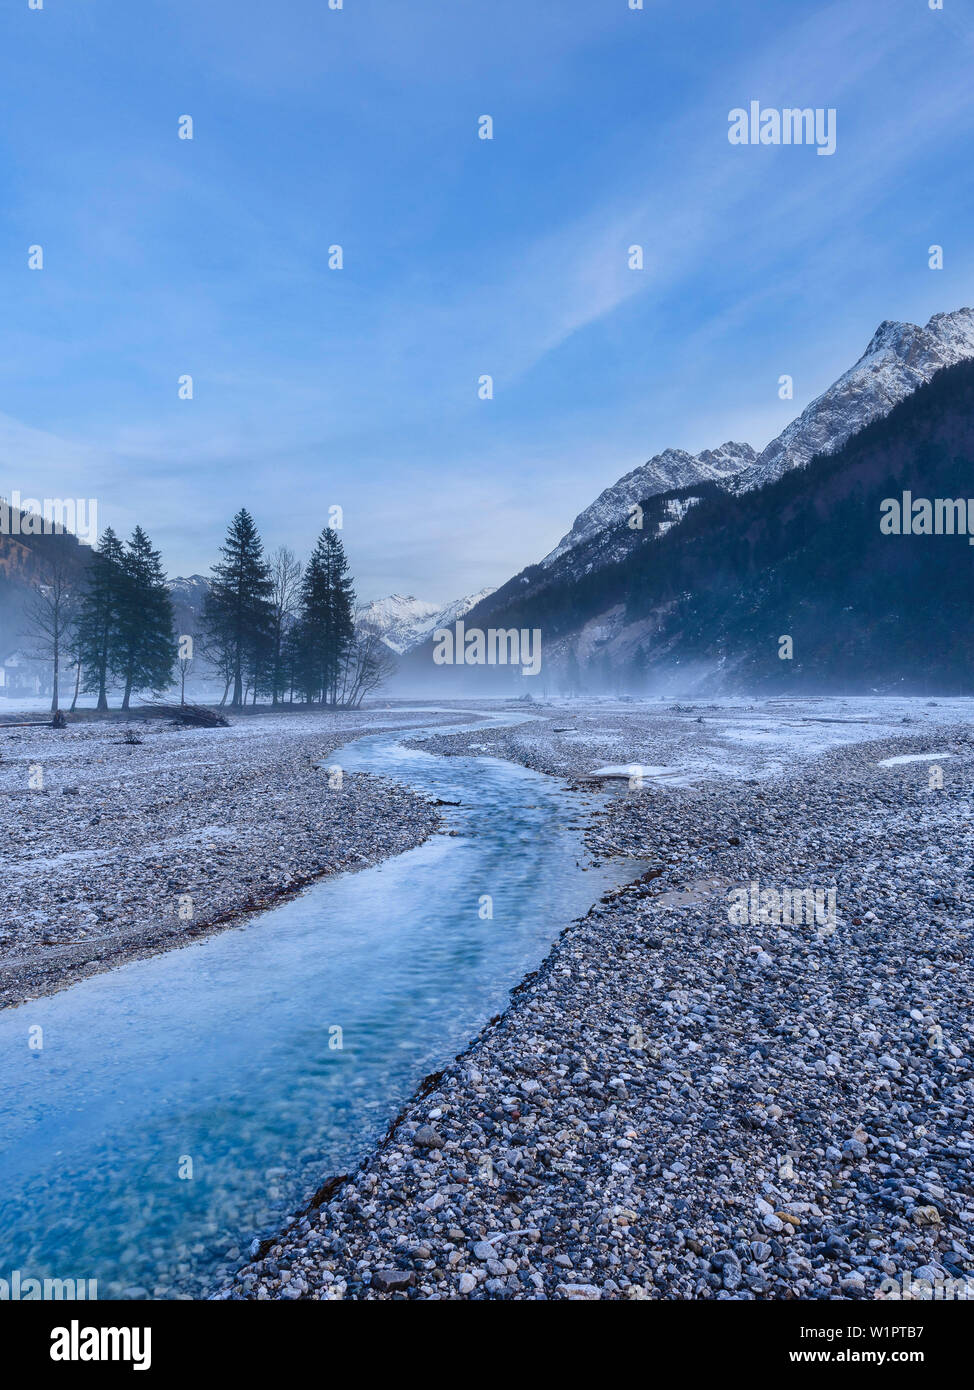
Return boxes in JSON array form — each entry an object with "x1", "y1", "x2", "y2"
[
  {"x1": 6, "y1": 305, "x2": 974, "y2": 695},
  {"x1": 167, "y1": 574, "x2": 210, "y2": 612},
  {"x1": 356, "y1": 589, "x2": 496, "y2": 654},
  {"x1": 166, "y1": 574, "x2": 210, "y2": 642},
  {"x1": 741, "y1": 306, "x2": 974, "y2": 491},
  {"x1": 165, "y1": 578, "x2": 498, "y2": 656},
  {"x1": 401, "y1": 305, "x2": 974, "y2": 694},
  {"x1": 542, "y1": 441, "x2": 756, "y2": 567},
  {"x1": 542, "y1": 307, "x2": 974, "y2": 573}
]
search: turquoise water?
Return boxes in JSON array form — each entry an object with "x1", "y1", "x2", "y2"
[{"x1": 0, "y1": 714, "x2": 641, "y2": 1298}]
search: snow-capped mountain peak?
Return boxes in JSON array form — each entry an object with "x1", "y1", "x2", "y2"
[
  {"x1": 355, "y1": 594, "x2": 441, "y2": 654},
  {"x1": 541, "y1": 305, "x2": 974, "y2": 568},
  {"x1": 167, "y1": 574, "x2": 211, "y2": 615},
  {"x1": 427, "y1": 587, "x2": 496, "y2": 630},
  {"x1": 357, "y1": 589, "x2": 497, "y2": 654},
  {"x1": 741, "y1": 306, "x2": 974, "y2": 491},
  {"x1": 541, "y1": 441, "x2": 756, "y2": 566}
]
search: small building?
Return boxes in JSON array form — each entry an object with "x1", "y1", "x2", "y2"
[{"x1": 1, "y1": 650, "x2": 47, "y2": 697}]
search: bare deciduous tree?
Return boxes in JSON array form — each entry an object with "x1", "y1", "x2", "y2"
[
  {"x1": 269, "y1": 545, "x2": 302, "y2": 705},
  {"x1": 179, "y1": 650, "x2": 193, "y2": 705},
  {"x1": 23, "y1": 561, "x2": 78, "y2": 714},
  {"x1": 338, "y1": 622, "x2": 398, "y2": 708},
  {"x1": 194, "y1": 625, "x2": 234, "y2": 707}
]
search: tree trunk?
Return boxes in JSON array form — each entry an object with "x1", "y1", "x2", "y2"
[
  {"x1": 121, "y1": 677, "x2": 132, "y2": 711},
  {"x1": 96, "y1": 634, "x2": 110, "y2": 711},
  {"x1": 70, "y1": 659, "x2": 81, "y2": 712},
  {"x1": 50, "y1": 644, "x2": 60, "y2": 714}
]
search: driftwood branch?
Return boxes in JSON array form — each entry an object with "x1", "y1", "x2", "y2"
[
  {"x1": 0, "y1": 711, "x2": 68, "y2": 730},
  {"x1": 137, "y1": 703, "x2": 230, "y2": 728}
]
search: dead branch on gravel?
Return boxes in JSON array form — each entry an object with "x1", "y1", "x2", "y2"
[{"x1": 137, "y1": 703, "x2": 230, "y2": 728}]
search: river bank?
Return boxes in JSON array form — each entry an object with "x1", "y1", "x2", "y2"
[
  {"x1": 219, "y1": 698, "x2": 974, "y2": 1300},
  {"x1": 0, "y1": 704, "x2": 643, "y2": 1299},
  {"x1": 0, "y1": 707, "x2": 460, "y2": 1011}
]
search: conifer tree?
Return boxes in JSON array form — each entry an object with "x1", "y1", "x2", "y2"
[
  {"x1": 112, "y1": 526, "x2": 177, "y2": 710},
  {"x1": 203, "y1": 509, "x2": 274, "y2": 708},
  {"x1": 77, "y1": 527, "x2": 126, "y2": 710},
  {"x1": 296, "y1": 527, "x2": 355, "y2": 705}
]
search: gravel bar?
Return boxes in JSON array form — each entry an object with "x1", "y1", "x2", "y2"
[
  {"x1": 0, "y1": 708, "x2": 455, "y2": 1011},
  {"x1": 219, "y1": 701, "x2": 974, "y2": 1300}
]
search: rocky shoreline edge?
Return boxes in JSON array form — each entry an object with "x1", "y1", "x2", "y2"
[
  {"x1": 0, "y1": 710, "x2": 453, "y2": 1011},
  {"x1": 216, "y1": 716, "x2": 974, "y2": 1301}
]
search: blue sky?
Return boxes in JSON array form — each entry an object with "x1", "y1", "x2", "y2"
[{"x1": 1, "y1": 0, "x2": 973, "y2": 603}]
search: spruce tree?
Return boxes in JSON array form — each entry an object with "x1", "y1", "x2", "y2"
[
  {"x1": 203, "y1": 509, "x2": 274, "y2": 708},
  {"x1": 112, "y1": 526, "x2": 177, "y2": 710},
  {"x1": 77, "y1": 527, "x2": 126, "y2": 710},
  {"x1": 296, "y1": 527, "x2": 355, "y2": 705}
]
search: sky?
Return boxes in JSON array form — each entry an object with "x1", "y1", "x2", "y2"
[{"x1": 1, "y1": 0, "x2": 974, "y2": 604}]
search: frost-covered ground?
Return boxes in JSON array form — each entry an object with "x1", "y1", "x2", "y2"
[
  {"x1": 0, "y1": 705, "x2": 466, "y2": 1010},
  {"x1": 411, "y1": 694, "x2": 974, "y2": 788},
  {"x1": 222, "y1": 695, "x2": 974, "y2": 1301},
  {"x1": 6, "y1": 693, "x2": 974, "y2": 1300}
]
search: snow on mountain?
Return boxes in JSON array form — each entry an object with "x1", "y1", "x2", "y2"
[
  {"x1": 541, "y1": 306, "x2": 974, "y2": 568},
  {"x1": 541, "y1": 442, "x2": 756, "y2": 566},
  {"x1": 740, "y1": 306, "x2": 974, "y2": 491},
  {"x1": 167, "y1": 580, "x2": 500, "y2": 656},
  {"x1": 357, "y1": 589, "x2": 497, "y2": 654},
  {"x1": 427, "y1": 587, "x2": 496, "y2": 631},
  {"x1": 356, "y1": 595, "x2": 441, "y2": 654},
  {"x1": 167, "y1": 574, "x2": 210, "y2": 615}
]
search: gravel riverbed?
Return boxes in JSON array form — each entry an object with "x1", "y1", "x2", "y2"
[
  {"x1": 219, "y1": 699, "x2": 974, "y2": 1300},
  {"x1": 0, "y1": 708, "x2": 453, "y2": 1011}
]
